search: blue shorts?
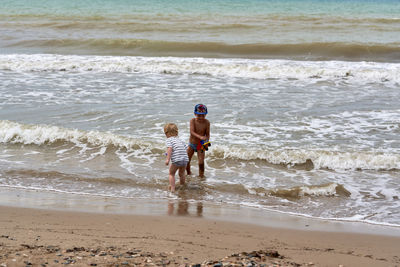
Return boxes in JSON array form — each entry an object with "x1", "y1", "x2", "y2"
[
  {"x1": 172, "y1": 161, "x2": 188, "y2": 167},
  {"x1": 189, "y1": 143, "x2": 198, "y2": 152}
]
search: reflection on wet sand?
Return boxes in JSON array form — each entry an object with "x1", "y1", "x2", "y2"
[
  {"x1": 167, "y1": 179, "x2": 205, "y2": 217},
  {"x1": 168, "y1": 200, "x2": 203, "y2": 217}
]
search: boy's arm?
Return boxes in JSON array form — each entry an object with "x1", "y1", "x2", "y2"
[
  {"x1": 165, "y1": 147, "x2": 172, "y2": 165},
  {"x1": 206, "y1": 120, "x2": 210, "y2": 140}
]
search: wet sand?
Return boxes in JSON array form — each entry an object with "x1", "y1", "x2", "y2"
[{"x1": 1, "y1": 205, "x2": 400, "y2": 267}]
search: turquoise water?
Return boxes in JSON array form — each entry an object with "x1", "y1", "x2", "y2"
[
  {"x1": 1, "y1": 0, "x2": 399, "y2": 60},
  {"x1": 2, "y1": 0, "x2": 399, "y2": 16}
]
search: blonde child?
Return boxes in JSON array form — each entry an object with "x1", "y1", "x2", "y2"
[{"x1": 164, "y1": 123, "x2": 189, "y2": 192}]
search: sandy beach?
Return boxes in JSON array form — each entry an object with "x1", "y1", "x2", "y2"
[{"x1": 1, "y1": 205, "x2": 399, "y2": 267}]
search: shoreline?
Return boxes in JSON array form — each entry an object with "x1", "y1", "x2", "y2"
[
  {"x1": 1, "y1": 186, "x2": 400, "y2": 237},
  {"x1": 1, "y1": 205, "x2": 400, "y2": 266}
]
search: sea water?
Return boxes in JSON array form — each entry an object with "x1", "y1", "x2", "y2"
[{"x1": 0, "y1": 0, "x2": 399, "y2": 227}]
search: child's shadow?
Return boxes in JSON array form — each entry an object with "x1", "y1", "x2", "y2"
[{"x1": 175, "y1": 175, "x2": 207, "y2": 198}]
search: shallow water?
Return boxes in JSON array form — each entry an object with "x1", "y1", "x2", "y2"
[{"x1": 0, "y1": 0, "x2": 399, "y2": 227}]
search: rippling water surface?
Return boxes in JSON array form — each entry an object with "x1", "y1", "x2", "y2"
[{"x1": 0, "y1": 0, "x2": 399, "y2": 226}]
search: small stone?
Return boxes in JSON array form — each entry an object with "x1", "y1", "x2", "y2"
[{"x1": 143, "y1": 252, "x2": 154, "y2": 257}]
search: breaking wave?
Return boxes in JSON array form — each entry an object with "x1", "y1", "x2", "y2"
[
  {"x1": 0, "y1": 120, "x2": 156, "y2": 152},
  {"x1": 269, "y1": 183, "x2": 351, "y2": 199},
  {"x1": 0, "y1": 54, "x2": 399, "y2": 86},
  {"x1": 4, "y1": 39, "x2": 400, "y2": 62},
  {"x1": 209, "y1": 144, "x2": 400, "y2": 171},
  {"x1": 1, "y1": 120, "x2": 399, "y2": 171}
]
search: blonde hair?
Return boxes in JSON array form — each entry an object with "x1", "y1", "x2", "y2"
[{"x1": 164, "y1": 123, "x2": 178, "y2": 137}]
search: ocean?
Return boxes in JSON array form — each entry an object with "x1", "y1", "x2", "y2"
[{"x1": 0, "y1": 0, "x2": 399, "y2": 227}]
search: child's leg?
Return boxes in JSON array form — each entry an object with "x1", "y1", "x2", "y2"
[
  {"x1": 186, "y1": 146, "x2": 195, "y2": 175},
  {"x1": 197, "y1": 150, "x2": 205, "y2": 177},
  {"x1": 169, "y1": 164, "x2": 179, "y2": 192},
  {"x1": 178, "y1": 166, "x2": 186, "y2": 185}
]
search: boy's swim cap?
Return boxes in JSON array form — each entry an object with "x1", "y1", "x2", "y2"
[{"x1": 194, "y1": 104, "x2": 208, "y2": 115}]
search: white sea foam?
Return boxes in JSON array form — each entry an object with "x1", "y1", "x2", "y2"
[
  {"x1": 299, "y1": 183, "x2": 339, "y2": 196},
  {"x1": 1, "y1": 120, "x2": 399, "y2": 171},
  {"x1": 0, "y1": 54, "x2": 399, "y2": 86},
  {"x1": 209, "y1": 144, "x2": 400, "y2": 171},
  {"x1": 0, "y1": 119, "x2": 153, "y2": 150}
]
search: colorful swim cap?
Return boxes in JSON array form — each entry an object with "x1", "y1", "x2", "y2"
[{"x1": 194, "y1": 104, "x2": 208, "y2": 115}]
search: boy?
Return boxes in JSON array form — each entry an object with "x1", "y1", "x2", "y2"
[
  {"x1": 164, "y1": 123, "x2": 189, "y2": 192},
  {"x1": 186, "y1": 104, "x2": 210, "y2": 178}
]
